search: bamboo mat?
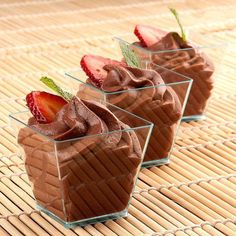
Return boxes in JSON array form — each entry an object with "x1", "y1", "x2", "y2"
[{"x1": 0, "y1": 0, "x2": 236, "y2": 235}]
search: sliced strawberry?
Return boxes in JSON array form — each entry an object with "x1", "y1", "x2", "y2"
[
  {"x1": 80, "y1": 55, "x2": 124, "y2": 88},
  {"x1": 134, "y1": 25, "x2": 167, "y2": 47},
  {"x1": 26, "y1": 91, "x2": 67, "y2": 124}
]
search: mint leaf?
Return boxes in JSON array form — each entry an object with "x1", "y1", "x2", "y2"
[
  {"x1": 169, "y1": 7, "x2": 187, "y2": 42},
  {"x1": 40, "y1": 76, "x2": 73, "y2": 101},
  {"x1": 120, "y1": 41, "x2": 141, "y2": 68}
]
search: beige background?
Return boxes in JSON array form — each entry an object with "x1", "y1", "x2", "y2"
[{"x1": 0, "y1": 0, "x2": 236, "y2": 235}]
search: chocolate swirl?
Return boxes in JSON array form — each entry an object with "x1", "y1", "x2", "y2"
[
  {"x1": 27, "y1": 97, "x2": 122, "y2": 146},
  {"x1": 18, "y1": 97, "x2": 143, "y2": 222},
  {"x1": 146, "y1": 32, "x2": 215, "y2": 116},
  {"x1": 102, "y1": 65, "x2": 182, "y2": 125},
  {"x1": 98, "y1": 65, "x2": 182, "y2": 162}
]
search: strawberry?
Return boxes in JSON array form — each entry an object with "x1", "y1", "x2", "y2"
[
  {"x1": 80, "y1": 55, "x2": 124, "y2": 88},
  {"x1": 26, "y1": 91, "x2": 67, "y2": 124},
  {"x1": 134, "y1": 25, "x2": 167, "y2": 47}
]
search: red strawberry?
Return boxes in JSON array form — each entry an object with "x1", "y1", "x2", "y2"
[
  {"x1": 134, "y1": 25, "x2": 167, "y2": 47},
  {"x1": 80, "y1": 55, "x2": 124, "y2": 88},
  {"x1": 26, "y1": 91, "x2": 67, "y2": 124}
]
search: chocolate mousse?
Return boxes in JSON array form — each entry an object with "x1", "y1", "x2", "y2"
[
  {"x1": 18, "y1": 96, "x2": 142, "y2": 222},
  {"x1": 130, "y1": 13, "x2": 215, "y2": 118},
  {"x1": 146, "y1": 32, "x2": 215, "y2": 117},
  {"x1": 80, "y1": 64, "x2": 182, "y2": 164}
]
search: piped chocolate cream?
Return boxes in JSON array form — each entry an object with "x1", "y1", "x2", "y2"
[
  {"x1": 18, "y1": 97, "x2": 142, "y2": 222},
  {"x1": 145, "y1": 32, "x2": 215, "y2": 116},
  {"x1": 88, "y1": 65, "x2": 182, "y2": 163}
]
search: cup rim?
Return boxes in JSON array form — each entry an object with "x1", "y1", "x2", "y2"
[
  {"x1": 9, "y1": 102, "x2": 154, "y2": 144},
  {"x1": 114, "y1": 36, "x2": 227, "y2": 54},
  {"x1": 65, "y1": 64, "x2": 193, "y2": 95}
]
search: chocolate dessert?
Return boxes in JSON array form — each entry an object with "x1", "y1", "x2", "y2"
[
  {"x1": 78, "y1": 55, "x2": 182, "y2": 165},
  {"x1": 17, "y1": 90, "x2": 143, "y2": 223},
  {"x1": 101, "y1": 65, "x2": 182, "y2": 163},
  {"x1": 144, "y1": 32, "x2": 214, "y2": 117},
  {"x1": 130, "y1": 10, "x2": 215, "y2": 118}
]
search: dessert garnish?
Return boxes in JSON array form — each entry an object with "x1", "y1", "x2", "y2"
[
  {"x1": 26, "y1": 77, "x2": 73, "y2": 124},
  {"x1": 169, "y1": 7, "x2": 187, "y2": 42},
  {"x1": 26, "y1": 91, "x2": 67, "y2": 124},
  {"x1": 119, "y1": 42, "x2": 141, "y2": 68},
  {"x1": 134, "y1": 25, "x2": 167, "y2": 47},
  {"x1": 40, "y1": 76, "x2": 73, "y2": 101},
  {"x1": 79, "y1": 41, "x2": 144, "y2": 89},
  {"x1": 133, "y1": 8, "x2": 187, "y2": 48},
  {"x1": 80, "y1": 55, "x2": 124, "y2": 88}
]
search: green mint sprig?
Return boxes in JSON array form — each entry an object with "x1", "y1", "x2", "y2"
[
  {"x1": 120, "y1": 41, "x2": 141, "y2": 68},
  {"x1": 40, "y1": 76, "x2": 73, "y2": 101},
  {"x1": 169, "y1": 7, "x2": 187, "y2": 42}
]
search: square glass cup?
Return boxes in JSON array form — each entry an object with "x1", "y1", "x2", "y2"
[
  {"x1": 9, "y1": 103, "x2": 153, "y2": 228},
  {"x1": 65, "y1": 66, "x2": 192, "y2": 167},
  {"x1": 114, "y1": 33, "x2": 225, "y2": 121}
]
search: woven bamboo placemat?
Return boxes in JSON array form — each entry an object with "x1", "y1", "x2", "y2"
[{"x1": 0, "y1": 0, "x2": 235, "y2": 235}]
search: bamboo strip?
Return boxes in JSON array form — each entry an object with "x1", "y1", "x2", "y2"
[
  {"x1": 129, "y1": 205, "x2": 165, "y2": 232},
  {"x1": 131, "y1": 198, "x2": 176, "y2": 229},
  {"x1": 196, "y1": 181, "x2": 235, "y2": 206},
  {"x1": 0, "y1": 219, "x2": 24, "y2": 236},
  {"x1": 41, "y1": 214, "x2": 82, "y2": 236},
  {"x1": 163, "y1": 187, "x2": 224, "y2": 221},
  {"x1": 178, "y1": 186, "x2": 235, "y2": 217},
  {"x1": 0, "y1": 227, "x2": 10, "y2": 236},
  {"x1": 0, "y1": 178, "x2": 35, "y2": 208},
  {"x1": 152, "y1": 217, "x2": 236, "y2": 236},
  {"x1": 0, "y1": 0, "x2": 65, "y2": 8},
  {"x1": 214, "y1": 223, "x2": 236, "y2": 236},
  {"x1": 201, "y1": 225, "x2": 226, "y2": 236},
  {"x1": 125, "y1": 214, "x2": 154, "y2": 234},
  {"x1": 29, "y1": 212, "x2": 65, "y2": 236},
  {"x1": 174, "y1": 149, "x2": 228, "y2": 176},
  {"x1": 6, "y1": 216, "x2": 37, "y2": 236},
  {"x1": 114, "y1": 218, "x2": 143, "y2": 236},
  {"x1": 147, "y1": 190, "x2": 202, "y2": 225},
  {"x1": 82, "y1": 225, "x2": 102, "y2": 236},
  {"x1": 18, "y1": 214, "x2": 50, "y2": 236},
  {"x1": 104, "y1": 221, "x2": 133, "y2": 236},
  {"x1": 211, "y1": 178, "x2": 234, "y2": 196},
  {"x1": 220, "y1": 178, "x2": 236, "y2": 192},
  {"x1": 0, "y1": 19, "x2": 233, "y2": 55},
  {"x1": 73, "y1": 227, "x2": 92, "y2": 236},
  {"x1": 0, "y1": 183, "x2": 33, "y2": 212},
  {"x1": 94, "y1": 223, "x2": 119, "y2": 236},
  {"x1": 134, "y1": 193, "x2": 192, "y2": 227},
  {"x1": 1, "y1": 5, "x2": 236, "y2": 37},
  {"x1": 135, "y1": 174, "x2": 236, "y2": 194}
]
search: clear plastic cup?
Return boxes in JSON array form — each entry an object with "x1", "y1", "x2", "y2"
[
  {"x1": 9, "y1": 102, "x2": 153, "y2": 228},
  {"x1": 114, "y1": 33, "x2": 225, "y2": 121},
  {"x1": 66, "y1": 66, "x2": 192, "y2": 167}
]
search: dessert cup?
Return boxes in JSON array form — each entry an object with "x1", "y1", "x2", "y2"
[
  {"x1": 114, "y1": 34, "x2": 225, "y2": 121},
  {"x1": 10, "y1": 103, "x2": 153, "y2": 228},
  {"x1": 66, "y1": 66, "x2": 192, "y2": 167}
]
